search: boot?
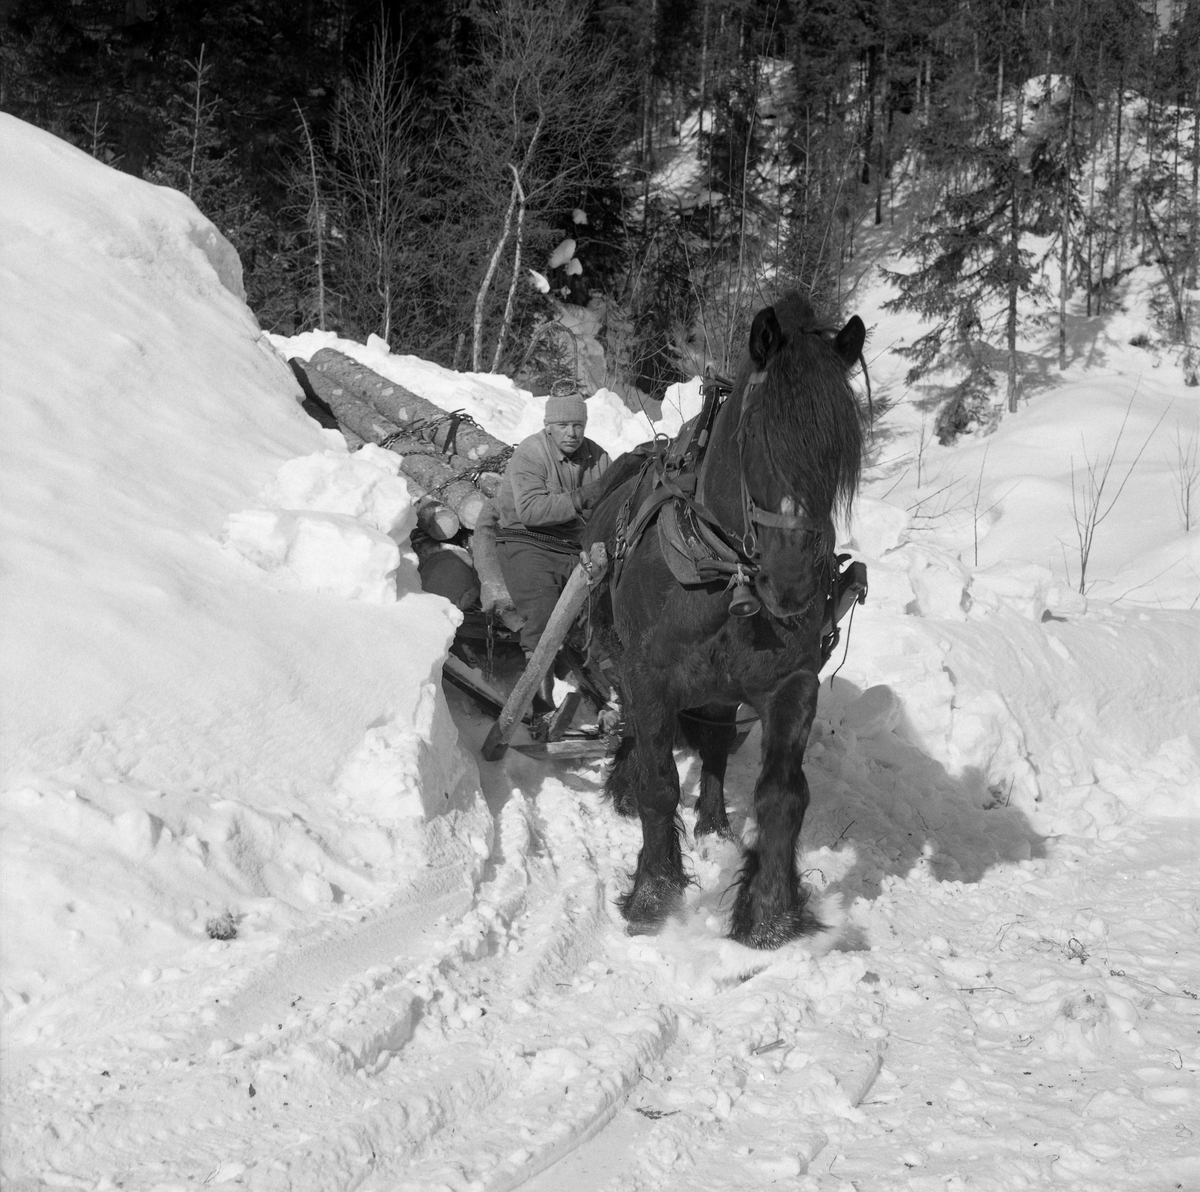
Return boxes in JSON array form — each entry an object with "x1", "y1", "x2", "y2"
[
  {"x1": 525, "y1": 652, "x2": 556, "y2": 717},
  {"x1": 531, "y1": 667, "x2": 556, "y2": 716}
]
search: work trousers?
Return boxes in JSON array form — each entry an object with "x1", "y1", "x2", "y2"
[{"x1": 497, "y1": 538, "x2": 578, "y2": 655}]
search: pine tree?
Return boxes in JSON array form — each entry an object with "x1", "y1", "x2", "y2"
[
  {"x1": 1135, "y1": 0, "x2": 1199, "y2": 378},
  {"x1": 148, "y1": 45, "x2": 277, "y2": 302},
  {"x1": 882, "y1": 0, "x2": 1061, "y2": 437}
]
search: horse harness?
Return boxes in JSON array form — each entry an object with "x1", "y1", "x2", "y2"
[{"x1": 610, "y1": 372, "x2": 866, "y2": 650}]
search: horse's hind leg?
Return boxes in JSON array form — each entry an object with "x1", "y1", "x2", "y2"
[
  {"x1": 617, "y1": 668, "x2": 687, "y2": 933},
  {"x1": 730, "y1": 671, "x2": 824, "y2": 948},
  {"x1": 605, "y1": 732, "x2": 642, "y2": 818},
  {"x1": 678, "y1": 704, "x2": 739, "y2": 840}
]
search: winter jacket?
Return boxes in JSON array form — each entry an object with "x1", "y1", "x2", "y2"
[{"x1": 496, "y1": 428, "x2": 610, "y2": 542}]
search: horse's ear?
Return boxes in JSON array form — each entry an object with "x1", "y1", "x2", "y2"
[
  {"x1": 834, "y1": 315, "x2": 866, "y2": 367},
  {"x1": 749, "y1": 306, "x2": 784, "y2": 369}
]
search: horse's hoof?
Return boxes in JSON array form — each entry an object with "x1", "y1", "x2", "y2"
[
  {"x1": 624, "y1": 916, "x2": 665, "y2": 937},
  {"x1": 618, "y1": 875, "x2": 685, "y2": 932},
  {"x1": 729, "y1": 903, "x2": 824, "y2": 949},
  {"x1": 611, "y1": 793, "x2": 639, "y2": 819},
  {"x1": 693, "y1": 815, "x2": 735, "y2": 843}
]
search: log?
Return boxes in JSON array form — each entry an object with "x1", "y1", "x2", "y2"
[
  {"x1": 471, "y1": 501, "x2": 517, "y2": 619},
  {"x1": 296, "y1": 354, "x2": 488, "y2": 529},
  {"x1": 476, "y1": 473, "x2": 505, "y2": 499},
  {"x1": 321, "y1": 387, "x2": 404, "y2": 447},
  {"x1": 392, "y1": 449, "x2": 484, "y2": 528},
  {"x1": 292, "y1": 352, "x2": 516, "y2": 535},
  {"x1": 481, "y1": 542, "x2": 608, "y2": 761},
  {"x1": 415, "y1": 498, "x2": 460, "y2": 542},
  {"x1": 307, "y1": 349, "x2": 513, "y2": 467},
  {"x1": 400, "y1": 480, "x2": 461, "y2": 543}
]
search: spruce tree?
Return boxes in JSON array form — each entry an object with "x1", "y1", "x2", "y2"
[{"x1": 882, "y1": 0, "x2": 1061, "y2": 437}]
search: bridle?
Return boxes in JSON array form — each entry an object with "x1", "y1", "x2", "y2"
[{"x1": 702, "y1": 359, "x2": 835, "y2": 621}]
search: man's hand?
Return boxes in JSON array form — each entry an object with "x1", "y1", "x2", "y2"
[{"x1": 571, "y1": 478, "x2": 609, "y2": 514}]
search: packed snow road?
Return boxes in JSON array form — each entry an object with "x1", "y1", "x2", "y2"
[{"x1": 4, "y1": 650, "x2": 1198, "y2": 1192}]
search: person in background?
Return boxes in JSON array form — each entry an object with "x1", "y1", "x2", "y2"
[{"x1": 495, "y1": 388, "x2": 611, "y2": 713}]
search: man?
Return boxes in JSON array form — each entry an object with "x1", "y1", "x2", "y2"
[{"x1": 496, "y1": 389, "x2": 611, "y2": 711}]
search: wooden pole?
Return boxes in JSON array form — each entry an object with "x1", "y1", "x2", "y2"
[{"x1": 481, "y1": 543, "x2": 608, "y2": 761}]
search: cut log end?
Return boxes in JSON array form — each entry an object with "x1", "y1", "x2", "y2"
[{"x1": 416, "y1": 498, "x2": 461, "y2": 542}]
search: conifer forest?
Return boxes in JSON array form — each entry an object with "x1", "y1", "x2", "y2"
[{"x1": 4, "y1": 0, "x2": 1197, "y2": 434}]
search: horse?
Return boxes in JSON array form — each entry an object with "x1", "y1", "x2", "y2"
[{"x1": 583, "y1": 292, "x2": 866, "y2": 948}]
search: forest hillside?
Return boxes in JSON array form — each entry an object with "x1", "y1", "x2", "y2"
[{"x1": 4, "y1": 0, "x2": 1196, "y2": 438}]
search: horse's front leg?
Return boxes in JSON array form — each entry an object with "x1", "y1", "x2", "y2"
[
  {"x1": 730, "y1": 670, "x2": 824, "y2": 948},
  {"x1": 616, "y1": 668, "x2": 687, "y2": 934}
]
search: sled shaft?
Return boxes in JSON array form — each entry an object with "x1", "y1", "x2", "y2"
[{"x1": 481, "y1": 543, "x2": 607, "y2": 761}]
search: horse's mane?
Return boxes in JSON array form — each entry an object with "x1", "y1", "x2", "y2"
[{"x1": 737, "y1": 292, "x2": 863, "y2": 524}]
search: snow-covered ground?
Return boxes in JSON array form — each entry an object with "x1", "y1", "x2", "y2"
[{"x1": 2, "y1": 113, "x2": 1199, "y2": 1192}]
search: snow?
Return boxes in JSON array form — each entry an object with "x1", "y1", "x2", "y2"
[
  {"x1": 3, "y1": 113, "x2": 1200, "y2": 1192},
  {"x1": 0, "y1": 114, "x2": 484, "y2": 1020}
]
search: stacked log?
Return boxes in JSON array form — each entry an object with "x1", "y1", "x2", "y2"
[
  {"x1": 290, "y1": 348, "x2": 520, "y2": 621},
  {"x1": 307, "y1": 350, "x2": 510, "y2": 465},
  {"x1": 292, "y1": 349, "x2": 513, "y2": 531}
]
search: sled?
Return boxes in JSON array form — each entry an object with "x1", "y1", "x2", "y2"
[
  {"x1": 460, "y1": 547, "x2": 866, "y2": 764},
  {"x1": 442, "y1": 653, "x2": 513, "y2": 721}
]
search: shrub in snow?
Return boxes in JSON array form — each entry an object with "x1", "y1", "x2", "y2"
[
  {"x1": 205, "y1": 910, "x2": 238, "y2": 940},
  {"x1": 547, "y1": 238, "x2": 576, "y2": 269}
]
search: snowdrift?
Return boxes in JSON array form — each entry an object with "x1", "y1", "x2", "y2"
[{"x1": 0, "y1": 115, "x2": 485, "y2": 1014}]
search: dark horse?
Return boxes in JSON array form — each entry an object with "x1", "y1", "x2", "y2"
[{"x1": 584, "y1": 293, "x2": 865, "y2": 948}]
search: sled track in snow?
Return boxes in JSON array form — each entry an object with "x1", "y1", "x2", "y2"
[{"x1": 6, "y1": 681, "x2": 1198, "y2": 1192}]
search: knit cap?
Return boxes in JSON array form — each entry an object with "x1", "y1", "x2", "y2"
[{"x1": 544, "y1": 392, "x2": 588, "y2": 424}]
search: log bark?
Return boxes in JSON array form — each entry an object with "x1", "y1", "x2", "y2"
[
  {"x1": 305, "y1": 349, "x2": 512, "y2": 467},
  {"x1": 393, "y1": 453, "x2": 487, "y2": 528}
]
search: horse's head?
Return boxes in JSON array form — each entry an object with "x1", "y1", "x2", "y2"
[{"x1": 718, "y1": 294, "x2": 866, "y2": 622}]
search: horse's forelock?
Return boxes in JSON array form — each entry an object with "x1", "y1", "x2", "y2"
[{"x1": 749, "y1": 319, "x2": 863, "y2": 521}]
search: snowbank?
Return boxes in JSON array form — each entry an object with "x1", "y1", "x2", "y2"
[
  {"x1": 838, "y1": 248, "x2": 1200, "y2": 836},
  {"x1": 0, "y1": 115, "x2": 486, "y2": 1015}
]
